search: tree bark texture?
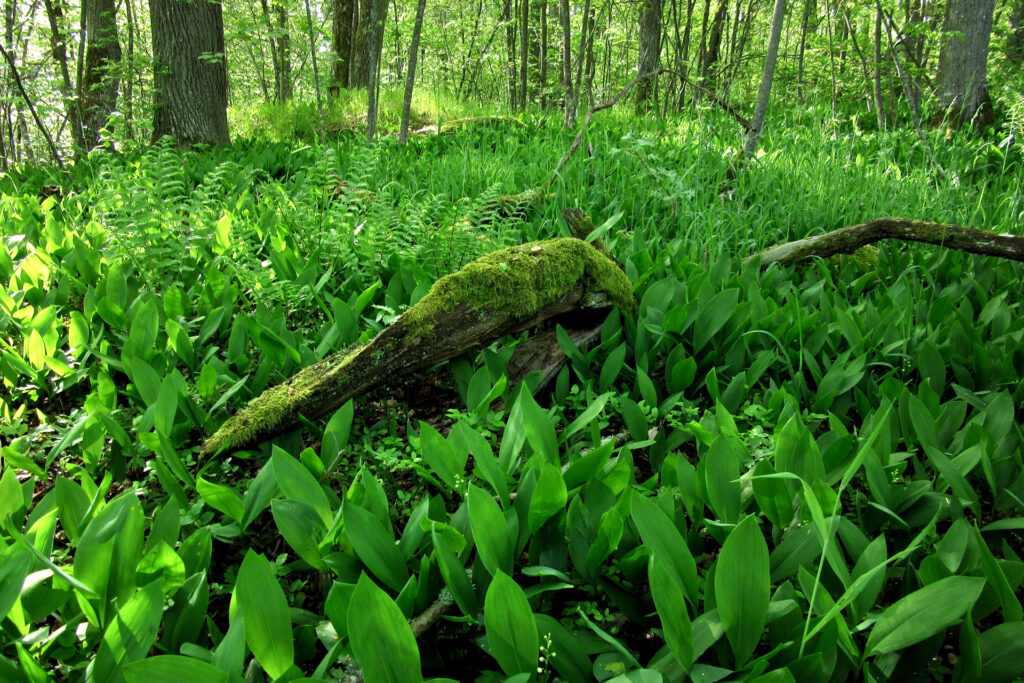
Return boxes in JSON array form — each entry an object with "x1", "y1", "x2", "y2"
[
  {"x1": 747, "y1": 218, "x2": 1024, "y2": 268},
  {"x1": 635, "y1": 0, "x2": 663, "y2": 112},
  {"x1": 742, "y1": 0, "x2": 784, "y2": 158},
  {"x1": 150, "y1": 0, "x2": 229, "y2": 146},
  {"x1": 351, "y1": 0, "x2": 372, "y2": 86},
  {"x1": 933, "y1": 0, "x2": 996, "y2": 128},
  {"x1": 872, "y1": 2, "x2": 886, "y2": 129},
  {"x1": 330, "y1": 0, "x2": 355, "y2": 91},
  {"x1": 82, "y1": 0, "x2": 122, "y2": 147},
  {"x1": 42, "y1": 0, "x2": 86, "y2": 151},
  {"x1": 398, "y1": 0, "x2": 426, "y2": 144},
  {"x1": 1009, "y1": 0, "x2": 1024, "y2": 67},
  {"x1": 559, "y1": 0, "x2": 573, "y2": 125}
]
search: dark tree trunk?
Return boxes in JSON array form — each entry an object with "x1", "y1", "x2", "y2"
[
  {"x1": 81, "y1": 0, "x2": 121, "y2": 147},
  {"x1": 351, "y1": 0, "x2": 372, "y2": 87},
  {"x1": 43, "y1": 0, "x2": 86, "y2": 151},
  {"x1": 330, "y1": 0, "x2": 355, "y2": 92},
  {"x1": 559, "y1": 0, "x2": 572, "y2": 125},
  {"x1": 399, "y1": 0, "x2": 426, "y2": 143},
  {"x1": 365, "y1": 0, "x2": 385, "y2": 139},
  {"x1": 635, "y1": 0, "x2": 663, "y2": 112},
  {"x1": 150, "y1": 0, "x2": 230, "y2": 146},
  {"x1": 274, "y1": 2, "x2": 291, "y2": 101},
  {"x1": 933, "y1": 0, "x2": 996, "y2": 128},
  {"x1": 1005, "y1": 0, "x2": 1022, "y2": 67},
  {"x1": 796, "y1": 0, "x2": 815, "y2": 101},
  {"x1": 504, "y1": 0, "x2": 517, "y2": 108},
  {"x1": 873, "y1": 3, "x2": 886, "y2": 129},
  {"x1": 742, "y1": 0, "x2": 785, "y2": 158},
  {"x1": 700, "y1": 0, "x2": 727, "y2": 92},
  {"x1": 519, "y1": 0, "x2": 528, "y2": 109}
]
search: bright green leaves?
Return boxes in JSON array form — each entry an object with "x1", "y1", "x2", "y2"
[
  {"x1": 484, "y1": 571, "x2": 538, "y2": 677},
  {"x1": 234, "y1": 551, "x2": 294, "y2": 679},
  {"x1": 648, "y1": 556, "x2": 693, "y2": 670},
  {"x1": 630, "y1": 493, "x2": 699, "y2": 606},
  {"x1": 528, "y1": 462, "x2": 568, "y2": 534},
  {"x1": 865, "y1": 576, "x2": 985, "y2": 656},
  {"x1": 344, "y1": 500, "x2": 409, "y2": 591},
  {"x1": 468, "y1": 484, "x2": 513, "y2": 577},
  {"x1": 715, "y1": 515, "x2": 770, "y2": 666},
  {"x1": 348, "y1": 574, "x2": 422, "y2": 683}
]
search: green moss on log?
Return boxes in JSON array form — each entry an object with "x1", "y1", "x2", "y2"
[
  {"x1": 201, "y1": 345, "x2": 362, "y2": 457},
  {"x1": 403, "y1": 237, "x2": 636, "y2": 337}
]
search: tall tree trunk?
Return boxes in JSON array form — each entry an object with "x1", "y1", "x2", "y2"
[
  {"x1": 519, "y1": 0, "x2": 528, "y2": 109},
  {"x1": 330, "y1": 0, "x2": 355, "y2": 92},
  {"x1": 43, "y1": 0, "x2": 86, "y2": 151},
  {"x1": 572, "y1": 0, "x2": 592, "y2": 116},
  {"x1": 700, "y1": 0, "x2": 727, "y2": 92},
  {"x1": 150, "y1": 0, "x2": 230, "y2": 146},
  {"x1": 81, "y1": 0, "x2": 121, "y2": 147},
  {"x1": 351, "y1": 0, "x2": 372, "y2": 87},
  {"x1": 796, "y1": 0, "x2": 815, "y2": 101},
  {"x1": 933, "y1": 0, "x2": 996, "y2": 128},
  {"x1": 677, "y1": 0, "x2": 694, "y2": 106},
  {"x1": 365, "y1": 0, "x2": 386, "y2": 139},
  {"x1": 873, "y1": 3, "x2": 886, "y2": 129},
  {"x1": 272, "y1": 2, "x2": 291, "y2": 101},
  {"x1": 635, "y1": 0, "x2": 663, "y2": 112},
  {"x1": 742, "y1": 0, "x2": 785, "y2": 158},
  {"x1": 539, "y1": 0, "x2": 547, "y2": 107},
  {"x1": 559, "y1": 0, "x2": 572, "y2": 125},
  {"x1": 1009, "y1": 0, "x2": 1024, "y2": 67},
  {"x1": 399, "y1": 0, "x2": 426, "y2": 143},
  {"x1": 504, "y1": 0, "x2": 517, "y2": 108}
]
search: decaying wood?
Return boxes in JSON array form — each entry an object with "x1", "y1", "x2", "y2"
[
  {"x1": 202, "y1": 238, "x2": 635, "y2": 456},
  {"x1": 748, "y1": 217, "x2": 1024, "y2": 268}
]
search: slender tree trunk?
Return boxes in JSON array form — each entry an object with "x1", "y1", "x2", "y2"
[
  {"x1": 933, "y1": 0, "x2": 996, "y2": 128},
  {"x1": 43, "y1": 0, "x2": 85, "y2": 151},
  {"x1": 150, "y1": 0, "x2": 230, "y2": 146},
  {"x1": 844, "y1": 11, "x2": 875, "y2": 114},
  {"x1": 365, "y1": 0, "x2": 386, "y2": 139},
  {"x1": 539, "y1": 0, "x2": 547, "y2": 107},
  {"x1": 1009, "y1": 0, "x2": 1024, "y2": 67},
  {"x1": 124, "y1": 0, "x2": 137, "y2": 141},
  {"x1": 572, "y1": 0, "x2": 592, "y2": 117},
  {"x1": 701, "y1": 0, "x2": 727, "y2": 92},
  {"x1": 399, "y1": 0, "x2": 426, "y2": 144},
  {"x1": 796, "y1": 0, "x2": 814, "y2": 101},
  {"x1": 742, "y1": 0, "x2": 785, "y2": 158},
  {"x1": 559, "y1": 0, "x2": 572, "y2": 125},
  {"x1": 635, "y1": 0, "x2": 663, "y2": 112},
  {"x1": 504, "y1": 0, "x2": 517, "y2": 108},
  {"x1": 274, "y1": 2, "x2": 292, "y2": 101},
  {"x1": 330, "y1": 0, "x2": 355, "y2": 92},
  {"x1": 873, "y1": 3, "x2": 886, "y2": 129},
  {"x1": 81, "y1": 0, "x2": 121, "y2": 147},
  {"x1": 677, "y1": 0, "x2": 695, "y2": 106},
  {"x1": 519, "y1": 0, "x2": 528, "y2": 109}
]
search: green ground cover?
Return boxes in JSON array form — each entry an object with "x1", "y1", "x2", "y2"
[{"x1": 1, "y1": 110, "x2": 1023, "y2": 681}]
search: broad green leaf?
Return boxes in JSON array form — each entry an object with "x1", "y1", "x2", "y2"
[
  {"x1": 101, "y1": 581, "x2": 164, "y2": 664},
  {"x1": 468, "y1": 484, "x2": 513, "y2": 576},
  {"x1": 272, "y1": 446, "x2": 333, "y2": 526},
  {"x1": 343, "y1": 500, "x2": 409, "y2": 591},
  {"x1": 123, "y1": 655, "x2": 227, "y2": 683},
  {"x1": 418, "y1": 421, "x2": 467, "y2": 491},
  {"x1": 715, "y1": 515, "x2": 769, "y2": 666},
  {"x1": 136, "y1": 541, "x2": 186, "y2": 596},
  {"x1": 866, "y1": 576, "x2": 985, "y2": 656},
  {"x1": 347, "y1": 573, "x2": 422, "y2": 683},
  {"x1": 196, "y1": 476, "x2": 245, "y2": 524},
  {"x1": 599, "y1": 343, "x2": 627, "y2": 392},
  {"x1": 485, "y1": 570, "x2": 539, "y2": 677},
  {"x1": 978, "y1": 622, "x2": 1024, "y2": 682},
  {"x1": 649, "y1": 556, "x2": 693, "y2": 670},
  {"x1": 517, "y1": 384, "x2": 559, "y2": 464},
  {"x1": 129, "y1": 298, "x2": 160, "y2": 353},
  {"x1": 272, "y1": 499, "x2": 327, "y2": 570},
  {"x1": 0, "y1": 545, "x2": 30, "y2": 621},
  {"x1": 703, "y1": 434, "x2": 742, "y2": 524},
  {"x1": 529, "y1": 462, "x2": 568, "y2": 534},
  {"x1": 235, "y1": 551, "x2": 294, "y2": 679},
  {"x1": 322, "y1": 400, "x2": 355, "y2": 470},
  {"x1": 630, "y1": 493, "x2": 698, "y2": 606},
  {"x1": 73, "y1": 492, "x2": 145, "y2": 628},
  {"x1": 564, "y1": 393, "x2": 611, "y2": 439},
  {"x1": 431, "y1": 525, "x2": 478, "y2": 618}
]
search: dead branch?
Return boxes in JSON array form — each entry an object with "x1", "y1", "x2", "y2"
[{"x1": 747, "y1": 217, "x2": 1024, "y2": 268}]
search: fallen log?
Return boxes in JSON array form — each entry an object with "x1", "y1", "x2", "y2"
[
  {"x1": 202, "y1": 238, "x2": 636, "y2": 457},
  {"x1": 747, "y1": 217, "x2": 1024, "y2": 268}
]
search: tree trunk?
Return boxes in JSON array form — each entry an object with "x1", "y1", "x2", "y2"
[
  {"x1": 873, "y1": 2, "x2": 886, "y2": 128},
  {"x1": 539, "y1": 0, "x2": 547, "y2": 107},
  {"x1": 399, "y1": 0, "x2": 426, "y2": 144},
  {"x1": 150, "y1": 0, "x2": 230, "y2": 146},
  {"x1": 330, "y1": 0, "x2": 355, "y2": 92},
  {"x1": 1009, "y1": 0, "x2": 1024, "y2": 67},
  {"x1": 274, "y1": 2, "x2": 291, "y2": 101},
  {"x1": 81, "y1": 0, "x2": 121, "y2": 148},
  {"x1": 351, "y1": 0, "x2": 372, "y2": 87},
  {"x1": 519, "y1": 0, "x2": 528, "y2": 109},
  {"x1": 635, "y1": 0, "x2": 663, "y2": 112},
  {"x1": 559, "y1": 0, "x2": 572, "y2": 125},
  {"x1": 933, "y1": 0, "x2": 996, "y2": 128},
  {"x1": 43, "y1": 0, "x2": 86, "y2": 151},
  {"x1": 796, "y1": 0, "x2": 815, "y2": 101},
  {"x1": 365, "y1": 0, "x2": 384, "y2": 140},
  {"x1": 505, "y1": 0, "x2": 517, "y2": 108},
  {"x1": 742, "y1": 0, "x2": 784, "y2": 158},
  {"x1": 700, "y1": 0, "x2": 727, "y2": 93}
]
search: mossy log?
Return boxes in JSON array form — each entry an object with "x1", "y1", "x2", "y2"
[
  {"x1": 202, "y1": 238, "x2": 636, "y2": 457},
  {"x1": 747, "y1": 217, "x2": 1024, "y2": 268}
]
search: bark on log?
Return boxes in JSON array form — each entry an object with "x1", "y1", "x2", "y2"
[
  {"x1": 747, "y1": 217, "x2": 1024, "y2": 268},
  {"x1": 202, "y1": 238, "x2": 635, "y2": 457}
]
